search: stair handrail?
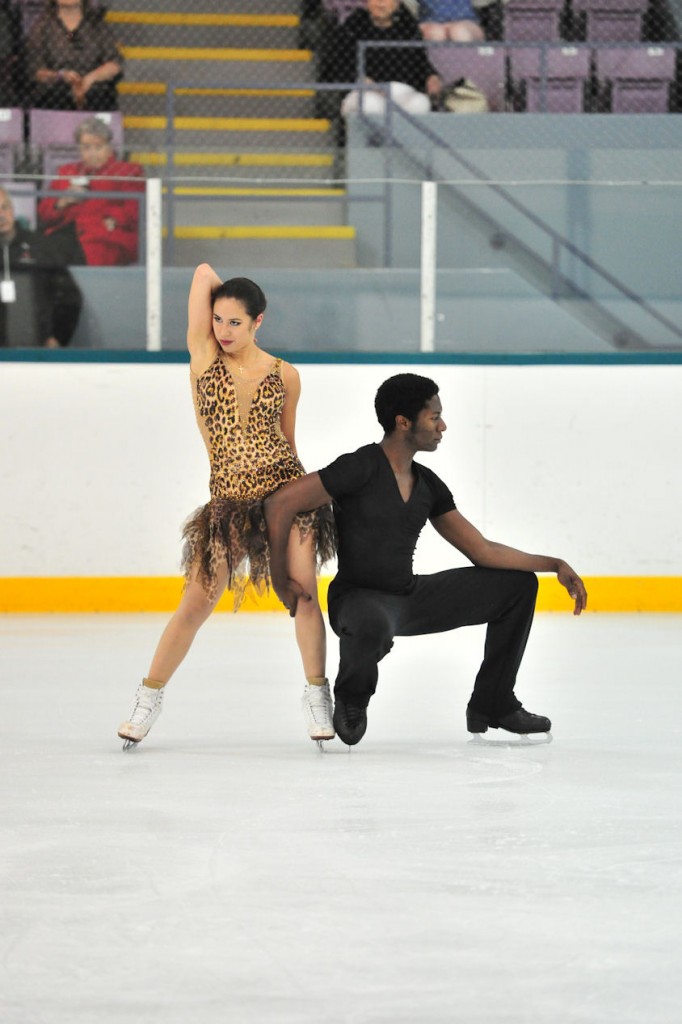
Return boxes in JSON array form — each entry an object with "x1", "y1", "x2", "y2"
[{"x1": 354, "y1": 39, "x2": 682, "y2": 347}]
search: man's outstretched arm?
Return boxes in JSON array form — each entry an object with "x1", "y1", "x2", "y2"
[
  {"x1": 264, "y1": 473, "x2": 333, "y2": 616},
  {"x1": 432, "y1": 509, "x2": 587, "y2": 615}
]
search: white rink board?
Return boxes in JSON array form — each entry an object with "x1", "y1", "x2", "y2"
[{"x1": 1, "y1": 361, "x2": 680, "y2": 576}]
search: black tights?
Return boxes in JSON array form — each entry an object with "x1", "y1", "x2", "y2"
[{"x1": 328, "y1": 567, "x2": 539, "y2": 717}]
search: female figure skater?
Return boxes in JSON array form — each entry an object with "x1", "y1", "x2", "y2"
[{"x1": 117, "y1": 264, "x2": 336, "y2": 747}]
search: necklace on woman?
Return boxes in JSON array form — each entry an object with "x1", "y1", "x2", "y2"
[{"x1": 222, "y1": 346, "x2": 260, "y2": 379}]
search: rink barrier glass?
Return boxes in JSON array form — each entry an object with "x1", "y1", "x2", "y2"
[{"x1": 2, "y1": 353, "x2": 679, "y2": 614}]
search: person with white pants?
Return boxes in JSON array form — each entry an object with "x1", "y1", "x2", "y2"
[
  {"x1": 335, "y1": 0, "x2": 442, "y2": 120},
  {"x1": 341, "y1": 79, "x2": 432, "y2": 116}
]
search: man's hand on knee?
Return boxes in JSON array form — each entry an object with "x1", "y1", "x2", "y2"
[{"x1": 273, "y1": 576, "x2": 311, "y2": 618}]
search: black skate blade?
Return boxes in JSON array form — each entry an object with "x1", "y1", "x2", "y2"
[{"x1": 121, "y1": 738, "x2": 140, "y2": 751}]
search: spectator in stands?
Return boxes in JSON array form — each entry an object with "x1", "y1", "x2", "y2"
[
  {"x1": 472, "y1": 0, "x2": 506, "y2": 41},
  {"x1": 335, "y1": 0, "x2": 443, "y2": 116},
  {"x1": 418, "y1": 0, "x2": 484, "y2": 42},
  {"x1": 0, "y1": 0, "x2": 23, "y2": 106},
  {"x1": 0, "y1": 186, "x2": 82, "y2": 348},
  {"x1": 38, "y1": 116, "x2": 145, "y2": 267},
  {"x1": 27, "y1": 0, "x2": 123, "y2": 111}
]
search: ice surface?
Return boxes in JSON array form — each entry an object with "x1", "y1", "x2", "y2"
[{"x1": 1, "y1": 612, "x2": 681, "y2": 1024}]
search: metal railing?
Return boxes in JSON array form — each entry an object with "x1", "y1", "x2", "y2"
[{"x1": 351, "y1": 40, "x2": 682, "y2": 350}]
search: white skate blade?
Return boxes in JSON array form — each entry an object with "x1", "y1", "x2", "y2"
[{"x1": 469, "y1": 731, "x2": 553, "y2": 747}]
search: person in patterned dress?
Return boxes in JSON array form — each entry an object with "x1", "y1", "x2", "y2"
[{"x1": 117, "y1": 263, "x2": 336, "y2": 749}]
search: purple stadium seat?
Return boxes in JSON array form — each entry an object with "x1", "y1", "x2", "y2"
[
  {"x1": 0, "y1": 107, "x2": 23, "y2": 144},
  {"x1": 0, "y1": 108, "x2": 25, "y2": 174},
  {"x1": 503, "y1": 0, "x2": 564, "y2": 42},
  {"x1": 510, "y1": 46, "x2": 591, "y2": 111},
  {"x1": 29, "y1": 110, "x2": 124, "y2": 173},
  {"x1": 29, "y1": 109, "x2": 124, "y2": 148},
  {"x1": 0, "y1": 146, "x2": 13, "y2": 175},
  {"x1": 572, "y1": 0, "x2": 647, "y2": 42},
  {"x1": 427, "y1": 45, "x2": 507, "y2": 111},
  {"x1": 596, "y1": 46, "x2": 675, "y2": 112}
]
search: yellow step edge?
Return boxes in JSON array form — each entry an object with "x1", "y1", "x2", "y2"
[
  {"x1": 119, "y1": 81, "x2": 167, "y2": 95},
  {"x1": 168, "y1": 225, "x2": 355, "y2": 240},
  {"x1": 123, "y1": 115, "x2": 330, "y2": 132},
  {"x1": 2, "y1": 577, "x2": 681, "y2": 614},
  {"x1": 119, "y1": 83, "x2": 314, "y2": 97},
  {"x1": 130, "y1": 151, "x2": 334, "y2": 167},
  {"x1": 107, "y1": 12, "x2": 299, "y2": 27},
  {"x1": 120, "y1": 46, "x2": 311, "y2": 62},
  {"x1": 170, "y1": 187, "x2": 345, "y2": 197}
]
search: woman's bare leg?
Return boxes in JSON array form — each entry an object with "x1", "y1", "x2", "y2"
[
  {"x1": 420, "y1": 22, "x2": 447, "y2": 41},
  {"x1": 147, "y1": 560, "x2": 228, "y2": 683},
  {"x1": 118, "y1": 561, "x2": 228, "y2": 745},
  {"x1": 446, "y1": 21, "x2": 485, "y2": 41},
  {"x1": 287, "y1": 526, "x2": 334, "y2": 740},
  {"x1": 287, "y1": 527, "x2": 326, "y2": 678}
]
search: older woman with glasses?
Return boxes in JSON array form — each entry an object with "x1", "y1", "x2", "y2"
[
  {"x1": 26, "y1": 0, "x2": 123, "y2": 111},
  {"x1": 38, "y1": 116, "x2": 144, "y2": 266}
]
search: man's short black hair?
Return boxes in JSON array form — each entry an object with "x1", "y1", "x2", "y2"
[{"x1": 374, "y1": 373, "x2": 439, "y2": 434}]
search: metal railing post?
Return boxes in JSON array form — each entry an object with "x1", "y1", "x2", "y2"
[
  {"x1": 420, "y1": 180, "x2": 437, "y2": 353},
  {"x1": 146, "y1": 177, "x2": 163, "y2": 352}
]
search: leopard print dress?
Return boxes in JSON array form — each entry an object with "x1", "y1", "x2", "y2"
[{"x1": 181, "y1": 352, "x2": 335, "y2": 609}]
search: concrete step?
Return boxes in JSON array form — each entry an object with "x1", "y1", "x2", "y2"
[
  {"x1": 110, "y1": 19, "x2": 301, "y2": 50},
  {"x1": 119, "y1": 52, "x2": 316, "y2": 86},
  {"x1": 122, "y1": 118, "x2": 336, "y2": 158},
  {"x1": 130, "y1": 149, "x2": 338, "y2": 179},
  {"x1": 166, "y1": 232, "x2": 357, "y2": 269},
  {"x1": 169, "y1": 192, "x2": 346, "y2": 227},
  {"x1": 118, "y1": 84, "x2": 318, "y2": 120}
]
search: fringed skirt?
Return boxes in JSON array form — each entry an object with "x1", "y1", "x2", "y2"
[{"x1": 180, "y1": 497, "x2": 337, "y2": 610}]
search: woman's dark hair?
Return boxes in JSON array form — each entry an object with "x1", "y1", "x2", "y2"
[
  {"x1": 211, "y1": 277, "x2": 267, "y2": 321},
  {"x1": 374, "y1": 373, "x2": 439, "y2": 434}
]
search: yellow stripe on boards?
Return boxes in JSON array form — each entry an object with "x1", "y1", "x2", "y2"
[
  {"x1": 123, "y1": 115, "x2": 330, "y2": 132},
  {"x1": 537, "y1": 576, "x2": 682, "y2": 613},
  {"x1": 107, "y1": 13, "x2": 299, "y2": 27},
  {"x1": 0, "y1": 577, "x2": 321, "y2": 613},
  {"x1": 171, "y1": 225, "x2": 355, "y2": 240},
  {"x1": 1, "y1": 578, "x2": 681, "y2": 614},
  {"x1": 120, "y1": 46, "x2": 311, "y2": 62}
]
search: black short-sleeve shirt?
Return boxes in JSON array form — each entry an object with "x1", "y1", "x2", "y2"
[{"x1": 318, "y1": 443, "x2": 456, "y2": 596}]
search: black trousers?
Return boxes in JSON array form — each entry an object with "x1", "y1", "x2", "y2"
[{"x1": 328, "y1": 567, "x2": 538, "y2": 717}]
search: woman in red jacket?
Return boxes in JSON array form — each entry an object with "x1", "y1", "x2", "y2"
[{"x1": 38, "y1": 116, "x2": 145, "y2": 266}]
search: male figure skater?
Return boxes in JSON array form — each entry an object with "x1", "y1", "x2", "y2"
[{"x1": 264, "y1": 373, "x2": 587, "y2": 746}]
